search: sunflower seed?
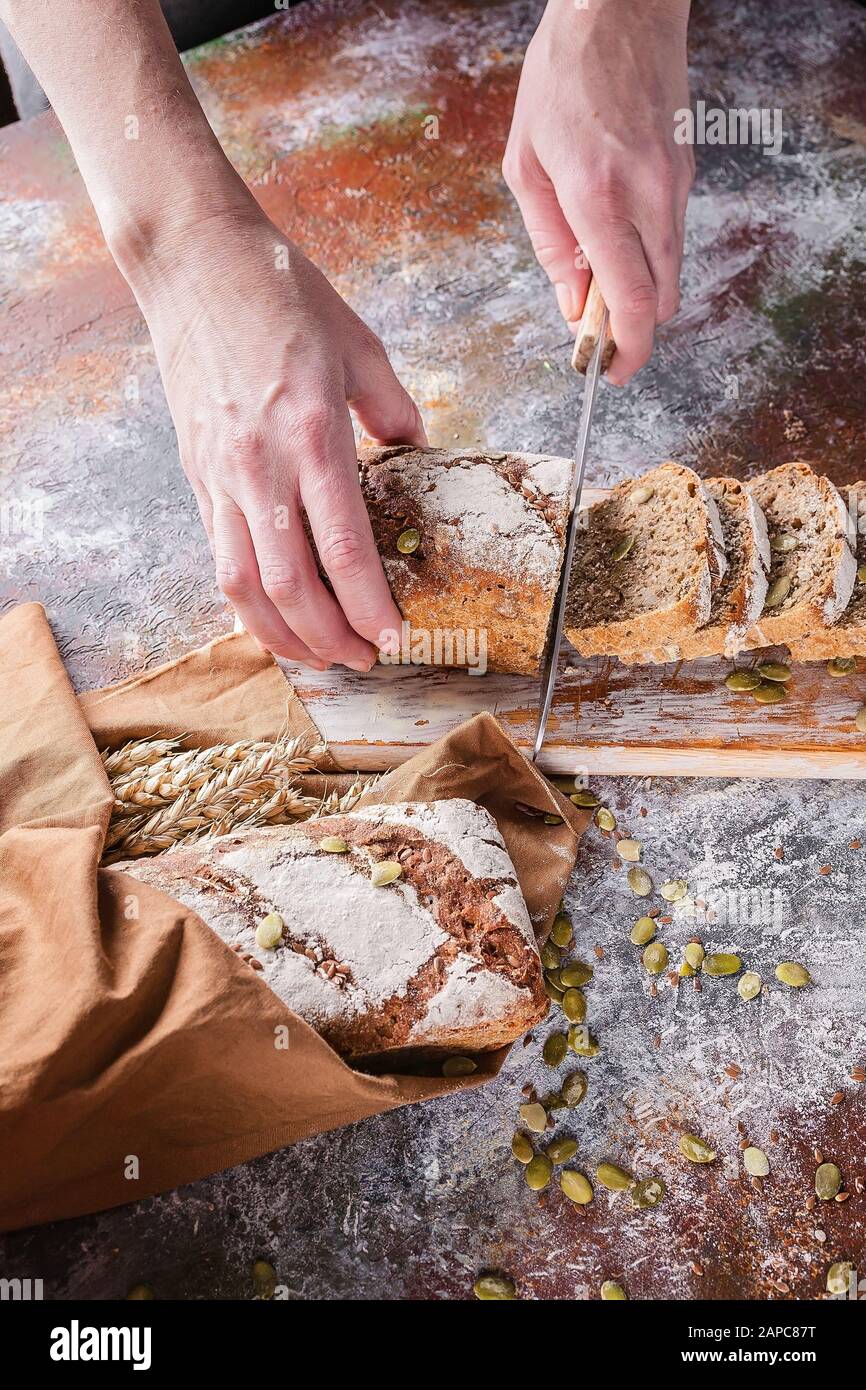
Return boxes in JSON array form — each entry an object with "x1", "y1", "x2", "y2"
[
  {"x1": 473, "y1": 1274, "x2": 516, "y2": 1300},
  {"x1": 703, "y1": 952, "x2": 742, "y2": 977},
  {"x1": 743, "y1": 1146, "x2": 770, "y2": 1177},
  {"x1": 560, "y1": 1169, "x2": 593, "y2": 1204},
  {"x1": 725, "y1": 670, "x2": 762, "y2": 691},
  {"x1": 737, "y1": 971, "x2": 762, "y2": 1001},
  {"x1": 775, "y1": 961, "x2": 811, "y2": 987},
  {"x1": 815, "y1": 1162, "x2": 842, "y2": 1201},
  {"x1": 630, "y1": 916, "x2": 657, "y2": 945},
  {"x1": 627, "y1": 866, "x2": 653, "y2": 896},
  {"x1": 679, "y1": 1133, "x2": 717, "y2": 1163}
]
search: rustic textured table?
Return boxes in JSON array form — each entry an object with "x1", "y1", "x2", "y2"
[{"x1": 1, "y1": 0, "x2": 865, "y2": 1299}]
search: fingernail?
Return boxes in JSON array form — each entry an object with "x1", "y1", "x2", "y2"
[
  {"x1": 347, "y1": 659, "x2": 374, "y2": 673},
  {"x1": 555, "y1": 282, "x2": 577, "y2": 321}
]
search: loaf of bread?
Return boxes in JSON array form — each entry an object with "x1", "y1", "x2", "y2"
[
  {"x1": 788, "y1": 484, "x2": 865, "y2": 659},
  {"x1": 359, "y1": 445, "x2": 570, "y2": 676},
  {"x1": 564, "y1": 462, "x2": 728, "y2": 659},
  {"x1": 114, "y1": 799, "x2": 547, "y2": 1063}
]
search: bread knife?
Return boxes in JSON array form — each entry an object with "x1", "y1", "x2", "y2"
[{"x1": 530, "y1": 287, "x2": 612, "y2": 764}]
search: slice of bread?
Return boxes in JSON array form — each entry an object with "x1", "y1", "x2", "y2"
[
  {"x1": 789, "y1": 483, "x2": 866, "y2": 659},
  {"x1": 742, "y1": 462, "x2": 856, "y2": 648},
  {"x1": 564, "y1": 462, "x2": 728, "y2": 659}
]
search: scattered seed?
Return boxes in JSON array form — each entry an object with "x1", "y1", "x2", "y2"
[
  {"x1": 725, "y1": 670, "x2": 762, "y2": 691},
  {"x1": 544, "y1": 977, "x2": 564, "y2": 1003},
  {"x1": 679, "y1": 1133, "x2": 717, "y2": 1164},
  {"x1": 627, "y1": 866, "x2": 653, "y2": 896},
  {"x1": 679, "y1": 943, "x2": 703, "y2": 972},
  {"x1": 540, "y1": 941, "x2": 561, "y2": 971},
  {"x1": 525, "y1": 1154, "x2": 553, "y2": 1191},
  {"x1": 631, "y1": 1176, "x2": 666, "y2": 1209},
  {"x1": 851, "y1": 1066, "x2": 866, "y2": 1082},
  {"x1": 835, "y1": 1191, "x2": 850, "y2": 1203},
  {"x1": 632, "y1": 484, "x2": 654, "y2": 505},
  {"x1": 826, "y1": 1262, "x2": 854, "y2": 1296},
  {"x1": 442, "y1": 1056, "x2": 476, "y2": 1077},
  {"x1": 702, "y1": 952, "x2": 742, "y2": 977},
  {"x1": 570, "y1": 789, "x2": 599, "y2": 808},
  {"x1": 550, "y1": 913, "x2": 573, "y2": 947},
  {"x1": 737, "y1": 971, "x2": 762, "y2": 1001},
  {"x1": 543, "y1": 813, "x2": 563, "y2": 825},
  {"x1": 831, "y1": 1091, "x2": 844, "y2": 1106},
  {"x1": 596, "y1": 1161, "x2": 636, "y2": 1191},
  {"x1": 775, "y1": 961, "x2": 811, "y2": 988},
  {"x1": 826, "y1": 656, "x2": 856, "y2": 677},
  {"x1": 568, "y1": 1027, "x2": 600, "y2": 1057},
  {"x1": 679, "y1": 960, "x2": 695, "y2": 978},
  {"x1": 753, "y1": 682, "x2": 787, "y2": 704},
  {"x1": 396, "y1": 527, "x2": 421, "y2": 555},
  {"x1": 518, "y1": 1102, "x2": 548, "y2": 1134},
  {"x1": 743, "y1": 1146, "x2": 770, "y2": 1177},
  {"x1": 560, "y1": 1169, "x2": 593, "y2": 1204},
  {"x1": 815, "y1": 1162, "x2": 842, "y2": 1200},
  {"x1": 610, "y1": 535, "x2": 635, "y2": 563},
  {"x1": 545, "y1": 968, "x2": 563, "y2": 991},
  {"x1": 724, "y1": 1063, "x2": 742, "y2": 1079},
  {"x1": 255, "y1": 912, "x2": 284, "y2": 950},
  {"x1": 473, "y1": 1274, "x2": 516, "y2": 1300},
  {"x1": 660, "y1": 878, "x2": 688, "y2": 902},
  {"x1": 595, "y1": 806, "x2": 617, "y2": 831},
  {"x1": 690, "y1": 1262, "x2": 704, "y2": 1277},
  {"x1": 320, "y1": 836, "x2": 349, "y2": 853},
  {"x1": 511, "y1": 1131, "x2": 534, "y2": 1164},
  {"x1": 562, "y1": 988, "x2": 587, "y2": 1024},
  {"x1": 617, "y1": 838, "x2": 642, "y2": 862},
  {"x1": 561, "y1": 1070, "x2": 588, "y2": 1107},
  {"x1": 770, "y1": 533, "x2": 797, "y2": 552},
  {"x1": 764, "y1": 575, "x2": 791, "y2": 608},
  {"x1": 542, "y1": 1033, "x2": 568, "y2": 1067},
  {"x1": 630, "y1": 916, "x2": 657, "y2": 945},
  {"x1": 757, "y1": 661, "x2": 792, "y2": 683},
  {"x1": 251, "y1": 1260, "x2": 277, "y2": 1299},
  {"x1": 642, "y1": 942, "x2": 669, "y2": 975},
  {"x1": 371, "y1": 861, "x2": 403, "y2": 886},
  {"x1": 547, "y1": 1137, "x2": 579, "y2": 1164},
  {"x1": 600, "y1": 1280, "x2": 627, "y2": 1300}
]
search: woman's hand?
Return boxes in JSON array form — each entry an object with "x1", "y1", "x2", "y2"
[
  {"x1": 130, "y1": 206, "x2": 426, "y2": 671},
  {"x1": 503, "y1": 0, "x2": 693, "y2": 384}
]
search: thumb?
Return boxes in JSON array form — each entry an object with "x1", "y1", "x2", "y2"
[{"x1": 347, "y1": 333, "x2": 428, "y2": 446}]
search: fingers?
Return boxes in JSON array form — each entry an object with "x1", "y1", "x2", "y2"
[
  {"x1": 211, "y1": 496, "x2": 325, "y2": 669},
  {"x1": 300, "y1": 403, "x2": 404, "y2": 653},
  {"x1": 503, "y1": 153, "x2": 591, "y2": 329},
  {"x1": 347, "y1": 330, "x2": 428, "y2": 447}
]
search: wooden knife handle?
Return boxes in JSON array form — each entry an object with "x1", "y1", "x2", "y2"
[{"x1": 571, "y1": 277, "x2": 616, "y2": 375}]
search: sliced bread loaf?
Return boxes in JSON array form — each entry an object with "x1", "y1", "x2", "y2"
[
  {"x1": 789, "y1": 483, "x2": 866, "y2": 659},
  {"x1": 742, "y1": 462, "x2": 856, "y2": 648},
  {"x1": 564, "y1": 462, "x2": 727, "y2": 658},
  {"x1": 114, "y1": 799, "x2": 547, "y2": 1063}
]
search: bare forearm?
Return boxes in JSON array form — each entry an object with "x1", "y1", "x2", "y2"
[{"x1": 0, "y1": 0, "x2": 253, "y2": 280}]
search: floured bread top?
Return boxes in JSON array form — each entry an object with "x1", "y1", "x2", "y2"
[
  {"x1": 360, "y1": 445, "x2": 569, "y2": 590},
  {"x1": 114, "y1": 798, "x2": 546, "y2": 1059},
  {"x1": 748, "y1": 461, "x2": 856, "y2": 625}
]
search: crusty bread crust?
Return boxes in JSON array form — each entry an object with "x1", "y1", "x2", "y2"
[
  {"x1": 360, "y1": 445, "x2": 569, "y2": 676},
  {"x1": 114, "y1": 799, "x2": 547, "y2": 1063},
  {"x1": 789, "y1": 483, "x2": 866, "y2": 659}
]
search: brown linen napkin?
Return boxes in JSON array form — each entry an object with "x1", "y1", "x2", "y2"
[{"x1": 0, "y1": 603, "x2": 586, "y2": 1232}]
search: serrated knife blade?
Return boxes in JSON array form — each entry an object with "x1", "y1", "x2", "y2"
[{"x1": 530, "y1": 305, "x2": 609, "y2": 764}]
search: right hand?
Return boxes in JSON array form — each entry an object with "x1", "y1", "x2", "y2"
[{"x1": 129, "y1": 204, "x2": 426, "y2": 671}]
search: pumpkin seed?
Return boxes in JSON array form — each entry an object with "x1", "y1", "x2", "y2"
[
  {"x1": 396, "y1": 527, "x2": 421, "y2": 554},
  {"x1": 525, "y1": 1154, "x2": 553, "y2": 1190},
  {"x1": 679, "y1": 960, "x2": 695, "y2": 978},
  {"x1": 595, "y1": 807, "x2": 617, "y2": 831},
  {"x1": 543, "y1": 1032, "x2": 568, "y2": 1067},
  {"x1": 679, "y1": 1133, "x2": 717, "y2": 1163},
  {"x1": 642, "y1": 941, "x2": 668, "y2": 974},
  {"x1": 561, "y1": 1070, "x2": 588, "y2": 1107},
  {"x1": 743, "y1": 1146, "x2": 770, "y2": 1177},
  {"x1": 543, "y1": 813, "x2": 563, "y2": 825},
  {"x1": 544, "y1": 977, "x2": 564, "y2": 1003},
  {"x1": 757, "y1": 661, "x2": 791, "y2": 683},
  {"x1": 126, "y1": 1284, "x2": 154, "y2": 1300},
  {"x1": 631, "y1": 1176, "x2": 666, "y2": 1209},
  {"x1": 660, "y1": 878, "x2": 688, "y2": 902},
  {"x1": 251, "y1": 1260, "x2": 277, "y2": 1299},
  {"x1": 560, "y1": 1169, "x2": 593, "y2": 1204},
  {"x1": 473, "y1": 1274, "x2": 516, "y2": 1300},
  {"x1": 560, "y1": 960, "x2": 594, "y2": 987},
  {"x1": 827, "y1": 656, "x2": 856, "y2": 677},
  {"x1": 442, "y1": 1055, "x2": 476, "y2": 1077},
  {"x1": 703, "y1": 952, "x2": 742, "y2": 977},
  {"x1": 627, "y1": 866, "x2": 653, "y2": 896},
  {"x1": 545, "y1": 969, "x2": 564, "y2": 994},
  {"x1": 540, "y1": 941, "x2": 561, "y2": 971},
  {"x1": 684, "y1": 942, "x2": 705, "y2": 970},
  {"x1": 753, "y1": 682, "x2": 787, "y2": 704},
  {"x1": 632, "y1": 484, "x2": 654, "y2": 505},
  {"x1": 775, "y1": 961, "x2": 811, "y2": 988},
  {"x1": 610, "y1": 535, "x2": 635, "y2": 563},
  {"x1": 568, "y1": 1027, "x2": 600, "y2": 1057},
  {"x1": 737, "y1": 971, "x2": 762, "y2": 1001},
  {"x1": 827, "y1": 1261, "x2": 854, "y2": 1296},
  {"x1": 770, "y1": 532, "x2": 797, "y2": 552},
  {"x1": 511, "y1": 1131, "x2": 534, "y2": 1164},
  {"x1": 550, "y1": 913, "x2": 573, "y2": 947},
  {"x1": 725, "y1": 670, "x2": 762, "y2": 691},
  {"x1": 630, "y1": 916, "x2": 657, "y2": 945},
  {"x1": 596, "y1": 1161, "x2": 636, "y2": 1191},
  {"x1": 518, "y1": 1102, "x2": 548, "y2": 1134},
  {"x1": 255, "y1": 912, "x2": 284, "y2": 950},
  {"x1": 371, "y1": 860, "x2": 403, "y2": 886},
  {"x1": 320, "y1": 836, "x2": 348, "y2": 853},
  {"x1": 562, "y1": 988, "x2": 586, "y2": 1023},
  {"x1": 570, "y1": 789, "x2": 599, "y2": 808},
  {"x1": 858, "y1": 564, "x2": 866, "y2": 584},
  {"x1": 600, "y1": 1281, "x2": 627, "y2": 1300},
  {"x1": 617, "y1": 838, "x2": 642, "y2": 862},
  {"x1": 547, "y1": 1137, "x2": 579, "y2": 1164},
  {"x1": 815, "y1": 1162, "x2": 842, "y2": 1201},
  {"x1": 856, "y1": 703, "x2": 866, "y2": 734},
  {"x1": 764, "y1": 575, "x2": 792, "y2": 608}
]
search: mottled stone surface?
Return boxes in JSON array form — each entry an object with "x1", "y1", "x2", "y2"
[{"x1": 1, "y1": 0, "x2": 865, "y2": 1298}]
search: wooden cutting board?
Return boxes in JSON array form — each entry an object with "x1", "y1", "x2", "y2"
[{"x1": 285, "y1": 488, "x2": 866, "y2": 780}]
